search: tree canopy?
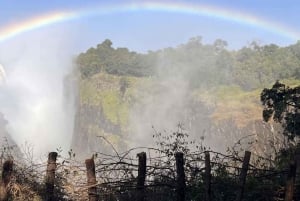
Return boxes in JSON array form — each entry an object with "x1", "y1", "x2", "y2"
[
  {"x1": 77, "y1": 39, "x2": 155, "y2": 78},
  {"x1": 261, "y1": 81, "x2": 300, "y2": 140},
  {"x1": 77, "y1": 38, "x2": 300, "y2": 91}
]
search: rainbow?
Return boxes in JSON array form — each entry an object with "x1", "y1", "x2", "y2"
[
  {"x1": 0, "y1": 1, "x2": 299, "y2": 43},
  {"x1": 0, "y1": 12, "x2": 76, "y2": 43}
]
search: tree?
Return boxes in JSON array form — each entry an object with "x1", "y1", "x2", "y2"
[
  {"x1": 261, "y1": 81, "x2": 300, "y2": 141},
  {"x1": 213, "y1": 39, "x2": 228, "y2": 53},
  {"x1": 98, "y1": 39, "x2": 113, "y2": 48}
]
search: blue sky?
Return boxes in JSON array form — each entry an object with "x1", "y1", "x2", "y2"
[{"x1": 0, "y1": 0, "x2": 300, "y2": 53}]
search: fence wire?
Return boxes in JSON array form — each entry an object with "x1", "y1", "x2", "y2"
[{"x1": 0, "y1": 146, "x2": 298, "y2": 201}]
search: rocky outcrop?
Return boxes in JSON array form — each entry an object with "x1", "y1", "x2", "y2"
[
  {"x1": 70, "y1": 72, "x2": 282, "y2": 158},
  {"x1": 71, "y1": 104, "x2": 123, "y2": 157}
]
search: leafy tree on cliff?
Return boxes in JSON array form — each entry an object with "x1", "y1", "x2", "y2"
[
  {"x1": 77, "y1": 39, "x2": 154, "y2": 78},
  {"x1": 261, "y1": 81, "x2": 300, "y2": 141}
]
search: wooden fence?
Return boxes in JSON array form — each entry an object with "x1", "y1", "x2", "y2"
[{"x1": 0, "y1": 148, "x2": 299, "y2": 201}]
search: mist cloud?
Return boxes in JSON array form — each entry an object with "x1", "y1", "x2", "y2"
[{"x1": 0, "y1": 27, "x2": 75, "y2": 156}]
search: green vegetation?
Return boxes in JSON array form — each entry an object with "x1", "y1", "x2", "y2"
[
  {"x1": 77, "y1": 39, "x2": 155, "y2": 78},
  {"x1": 77, "y1": 38, "x2": 300, "y2": 90},
  {"x1": 79, "y1": 73, "x2": 145, "y2": 131},
  {"x1": 261, "y1": 81, "x2": 300, "y2": 141},
  {"x1": 72, "y1": 37, "x2": 300, "y2": 159},
  {"x1": 260, "y1": 81, "x2": 300, "y2": 191}
]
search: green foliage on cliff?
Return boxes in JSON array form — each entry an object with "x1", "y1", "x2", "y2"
[
  {"x1": 101, "y1": 90, "x2": 128, "y2": 127},
  {"x1": 79, "y1": 73, "x2": 147, "y2": 132},
  {"x1": 261, "y1": 80, "x2": 300, "y2": 140}
]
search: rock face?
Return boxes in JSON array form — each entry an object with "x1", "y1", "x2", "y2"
[
  {"x1": 72, "y1": 104, "x2": 123, "y2": 157},
  {"x1": 70, "y1": 72, "x2": 279, "y2": 158},
  {"x1": 70, "y1": 73, "x2": 131, "y2": 158}
]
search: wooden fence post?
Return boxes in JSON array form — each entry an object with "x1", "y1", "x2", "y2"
[
  {"x1": 284, "y1": 159, "x2": 297, "y2": 201},
  {"x1": 137, "y1": 152, "x2": 146, "y2": 201},
  {"x1": 204, "y1": 151, "x2": 211, "y2": 201},
  {"x1": 0, "y1": 160, "x2": 13, "y2": 201},
  {"x1": 175, "y1": 152, "x2": 186, "y2": 201},
  {"x1": 45, "y1": 152, "x2": 57, "y2": 201},
  {"x1": 85, "y1": 158, "x2": 98, "y2": 201},
  {"x1": 235, "y1": 151, "x2": 251, "y2": 201}
]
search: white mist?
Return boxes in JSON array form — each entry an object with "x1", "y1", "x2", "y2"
[{"x1": 0, "y1": 26, "x2": 76, "y2": 157}]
